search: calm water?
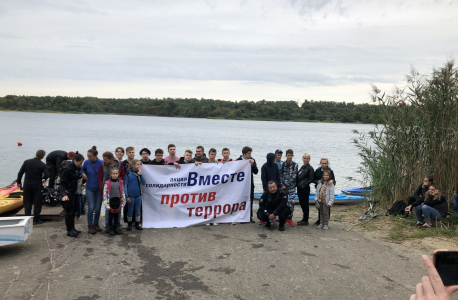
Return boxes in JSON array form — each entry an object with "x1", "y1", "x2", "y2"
[{"x1": 0, "y1": 111, "x2": 374, "y2": 193}]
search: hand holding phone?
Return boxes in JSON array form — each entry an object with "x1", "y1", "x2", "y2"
[{"x1": 434, "y1": 250, "x2": 458, "y2": 286}]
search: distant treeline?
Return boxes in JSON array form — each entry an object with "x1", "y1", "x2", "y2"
[{"x1": 0, "y1": 95, "x2": 381, "y2": 123}]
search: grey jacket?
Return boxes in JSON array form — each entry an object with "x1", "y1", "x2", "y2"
[
  {"x1": 314, "y1": 182, "x2": 335, "y2": 206},
  {"x1": 280, "y1": 160, "x2": 298, "y2": 190}
]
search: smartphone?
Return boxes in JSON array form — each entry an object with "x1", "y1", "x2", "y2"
[
  {"x1": 433, "y1": 251, "x2": 458, "y2": 286},
  {"x1": 405, "y1": 208, "x2": 410, "y2": 212}
]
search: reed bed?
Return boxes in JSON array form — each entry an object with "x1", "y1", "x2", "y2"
[{"x1": 354, "y1": 60, "x2": 458, "y2": 207}]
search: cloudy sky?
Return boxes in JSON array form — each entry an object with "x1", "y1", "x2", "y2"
[{"x1": 0, "y1": 0, "x2": 456, "y2": 103}]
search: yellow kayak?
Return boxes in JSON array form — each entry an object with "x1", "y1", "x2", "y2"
[{"x1": 0, "y1": 191, "x2": 23, "y2": 215}]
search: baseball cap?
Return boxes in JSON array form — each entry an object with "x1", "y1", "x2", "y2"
[
  {"x1": 275, "y1": 149, "x2": 283, "y2": 154},
  {"x1": 68, "y1": 151, "x2": 75, "y2": 157}
]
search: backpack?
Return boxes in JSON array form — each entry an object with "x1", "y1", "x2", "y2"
[{"x1": 385, "y1": 200, "x2": 406, "y2": 216}]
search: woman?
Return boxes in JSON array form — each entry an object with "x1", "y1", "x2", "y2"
[
  {"x1": 98, "y1": 151, "x2": 126, "y2": 232},
  {"x1": 60, "y1": 153, "x2": 85, "y2": 237},
  {"x1": 296, "y1": 153, "x2": 315, "y2": 226},
  {"x1": 413, "y1": 184, "x2": 448, "y2": 229},
  {"x1": 81, "y1": 146, "x2": 103, "y2": 234}
]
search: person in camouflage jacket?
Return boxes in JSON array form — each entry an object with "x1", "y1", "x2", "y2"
[{"x1": 279, "y1": 149, "x2": 298, "y2": 226}]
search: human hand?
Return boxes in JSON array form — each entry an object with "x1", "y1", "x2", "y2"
[
  {"x1": 328, "y1": 180, "x2": 333, "y2": 186},
  {"x1": 138, "y1": 167, "x2": 142, "y2": 175},
  {"x1": 249, "y1": 159, "x2": 254, "y2": 165},
  {"x1": 194, "y1": 161, "x2": 199, "y2": 166},
  {"x1": 409, "y1": 254, "x2": 458, "y2": 300},
  {"x1": 281, "y1": 186, "x2": 286, "y2": 190},
  {"x1": 82, "y1": 173, "x2": 88, "y2": 181},
  {"x1": 127, "y1": 197, "x2": 131, "y2": 203},
  {"x1": 62, "y1": 195, "x2": 69, "y2": 201},
  {"x1": 269, "y1": 214, "x2": 275, "y2": 220},
  {"x1": 174, "y1": 162, "x2": 181, "y2": 169}
]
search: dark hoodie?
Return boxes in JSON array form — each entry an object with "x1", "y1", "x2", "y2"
[
  {"x1": 178, "y1": 157, "x2": 193, "y2": 164},
  {"x1": 261, "y1": 153, "x2": 281, "y2": 191},
  {"x1": 192, "y1": 153, "x2": 209, "y2": 163}
]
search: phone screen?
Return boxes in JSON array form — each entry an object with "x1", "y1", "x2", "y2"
[{"x1": 434, "y1": 251, "x2": 458, "y2": 286}]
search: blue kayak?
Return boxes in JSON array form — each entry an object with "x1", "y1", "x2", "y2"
[
  {"x1": 253, "y1": 192, "x2": 366, "y2": 205},
  {"x1": 341, "y1": 187, "x2": 373, "y2": 196}
]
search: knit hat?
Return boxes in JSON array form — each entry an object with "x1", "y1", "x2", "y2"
[{"x1": 68, "y1": 151, "x2": 75, "y2": 157}]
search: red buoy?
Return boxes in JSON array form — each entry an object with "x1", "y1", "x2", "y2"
[{"x1": 17, "y1": 142, "x2": 22, "y2": 146}]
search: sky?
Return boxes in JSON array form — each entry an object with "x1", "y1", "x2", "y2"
[{"x1": 0, "y1": 0, "x2": 457, "y2": 103}]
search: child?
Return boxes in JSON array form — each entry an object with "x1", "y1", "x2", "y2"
[
  {"x1": 124, "y1": 159, "x2": 146, "y2": 231},
  {"x1": 103, "y1": 168, "x2": 126, "y2": 235},
  {"x1": 314, "y1": 170, "x2": 334, "y2": 230},
  {"x1": 220, "y1": 148, "x2": 234, "y2": 162},
  {"x1": 207, "y1": 148, "x2": 219, "y2": 164}
]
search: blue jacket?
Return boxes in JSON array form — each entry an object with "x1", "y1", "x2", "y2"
[
  {"x1": 261, "y1": 153, "x2": 281, "y2": 191},
  {"x1": 124, "y1": 170, "x2": 146, "y2": 197},
  {"x1": 81, "y1": 159, "x2": 103, "y2": 191}
]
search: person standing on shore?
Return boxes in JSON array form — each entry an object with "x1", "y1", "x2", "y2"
[
  {"x1": 103, "y1": 168, "x2": 126, "y2": 235},
  {"x1": 314, "y1": 170, "x2": 334, "y2": 230},
  {"x1": 121, "y1": 146, "x2": 135, "y2": 223},
  {"x1": 115, "y1": 147, "x2": 124, "y2": 162},
  {"x1": 296, "y1": 153, "x2": 314, "y2": 226},
  {"x1": 236, "y1": 146, "x2": 258, "y2": 223},
  {"x1": 207, "y1": 148, "x2": 219, "y2": 164},
  {"x1": 313, "y1": 157, "x2": 336, "y2": 226},
  {"x1": 173, "y1": 150, "x2": 194, "y2": 169},
  {"x1": 274, "y1": 149, "x2": 283, "y2": 170},
  {"x1": 193, "y1": 146, "x2": 209, "y2": 164},
  {"x1": 17, "y1": 149, "x2": 49, "y2": 225},
  {"x1": 279, "y1": 149, "x2": 298, "y2": 227},
  {"x1": 164, "y1": 144, "x2": 180, "y2": 163},
  {"x1": 139, "y1": 148, "x2": 152, "y2": 165},
  {"x1": 150, "y1": 149, "x2": 168, "y2": 165},
  {"x1": 60, "y1": 153, "x2": 85, "y2": 237},
  {"x1": 81, "y1": 146, "x2": 103, "y2": 234},
  {"x1": 124, "y1": 159, "x2": 145, "y2": 231},
  {"x1": 46, "y1": 150, "x2": 75, "y2": 189},
  {"x1": 220, "y1": 148, "x2": 234, "y2": 162}
]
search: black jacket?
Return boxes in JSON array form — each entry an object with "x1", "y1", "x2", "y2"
[
  {"x1": 414, "y1": 194, "x2": 449, "y2": 218},
  {"x1": 192, "y1": 154, "x2": 209, "y2": 163},
  {"x1": 150, "y1": 159, "x2": 169, "y2": 165},
  {"x1": 17, "y1": 158, "x2": 49, "y2": 186},
  {"x1": 297, "y1": 164, "x2": 315, "y2": 189},
  {"x1": 413, "y1": 184, "x2": 428, "y2": 202},
  {"x1": 313, "y1": 167, "x2": 336, "y2": 187},
  {"x1": 258, "y1": 189, "x2": 288, "y2": 216},
  {"x1": 236, "y1": 155, "x2": 258, "y2": 188},
  {"x1": 261, "y1": 153, "x2": 280, "y2": 191},
  {"x1": 177, "y1": 157, "x2": 193, "y2": 164},
  {"x1": 59, "y1": 161, "x2": 81, "y2": 196},
  {"x1": 46, "y1": 150, "x2": 68, "y2": 169}
]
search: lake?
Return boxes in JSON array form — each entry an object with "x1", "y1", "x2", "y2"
[{"x1": 0, "y1": 111, "x2": 374, "y2": 193}]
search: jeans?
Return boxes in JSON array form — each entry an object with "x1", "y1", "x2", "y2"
[
  {"x1": 297, "y1": 185, "x2": 310, "y2": 222},
  {"x1": 75, "y1": 194, "x2": 81, "y2": 217},
  {"x1": 414, "y1": 205, "x2": 443, "y2": 222},
  {"x1": 86, "y1": 189, "x2": 102, "y2": 226},
  {"x1": 127, "y1": 195, "x2": 142, "y2": 222},
  {"x1": 452, "y1": 195, "x2": 458, "y2": 214}
]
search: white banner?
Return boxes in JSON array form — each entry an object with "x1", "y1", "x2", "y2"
[{"x1": 141, "y1": 160, "x2": 251, "y2": 228}]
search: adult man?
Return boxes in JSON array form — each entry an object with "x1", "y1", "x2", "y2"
[
  {"x1": 139, "y1": 148, "x2": 152, "y2": 164},
  {"x1": 274, "y1": 149, "x2": 283, "y2": 170},
  {"x1": 193, "y1": 146, "x2": 209, "y2": 164},
  {"x1": 46, "y1": 150, "x2": 75, "y2": 189},
  {"x1": 236, "y1": 146, "x2": 258, "y2": 223},
  {"x1": 257, "y1": 181, "x2": 289, "y2": 231},
  {"x1": 260, "y1": 152, "x2": 281, "y2": 225},
  {"x1": 164, "y1": 144, "x2": 180, "y2": 163},
  {"x1": 313, "y1": 157, "x2": 336, "y2": 225},
  {"x1": 279, "y1": 149, "x2": 298, "y2": 227},
  {"x1": 17, "y1": 150, "x2": 49, "y2": 225},
  {"x1": 405, "y1": 176, "x2": 434, "y2": 212}
]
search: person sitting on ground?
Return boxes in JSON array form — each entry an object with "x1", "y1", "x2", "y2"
[
  {"x1": 46, "y1": 150, "x2": 75, "y2": 189},
  {"x1": 150, "y1": 148, "x2": 169, "y2": 165},
  {"x1": 207, "y1": 148, "x2": 219, "y2": 164},
  {"x1": 314, "y1": 170, "x2": 335, "y2": 230},
  {"x1": 313, "y1": 157, "x2": 336, "y2": 226},
  {"x1": 220, "y1": 148, "x2": 234, "y2": 162},
  {"x1": 193, "y1": 146, "x2": 209, "y2": 164},
  {"x1": 406, "y1": 176, "x2": 434, "y2": 209},
  {"x1": 139, "y1": 148, "x2": 152, "y2": 165},
  {"x1": 411, "y1": 184, "x2": 448, "y2": 229},
  {"x1": 453, "y1": 192, "x2": 458, "y2": 215},
  {"x1": 173, "y1": 150, "x2": 194, "y2": 169},
  {"x1": 103, "y1": 168, "x2": 126, "y2": 236},
  {"x1": 164, "y1": 144, "x2": 180, "y2": 163},
  {"x1": 124, "y1": 159, "x2": 145, "y2": 231},
  {"x1": 257, "y1": 181, "x2": 289, "y2": 231},
  {"x1": 279, "y1": 149, "x2": 298, "y2": 227},
  {"x1": 260, "y1": 153, "x2": 281, "y2": 225}
]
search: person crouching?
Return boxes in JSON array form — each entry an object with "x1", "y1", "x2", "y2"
[
  {"x1": 257, "y1": 181, "x2": 290, "y2": 231},
  {"x1": 103, "y1": 168, "x2": 126, "y2": 235}
]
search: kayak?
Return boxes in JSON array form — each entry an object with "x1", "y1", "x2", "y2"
[
  {"x1": 253, "y1": 192, "x2": 366, "y2": 205},
  {"x1": 0, "y1": 181, "x2": 19, "y2": 198},
  {"x1": 341, "y1": 187, "x2": 373, "y2": 196},
  {"x1": 0, "y1": 216, "x2": 33, "y2": 247},
  {"x1": 0, "y1": 191, "x2": 24, "y2": 215}
]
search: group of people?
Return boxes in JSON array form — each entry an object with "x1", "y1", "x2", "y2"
[{"x1": 17, "y1": 144, "x2": 338, "y2": 236}]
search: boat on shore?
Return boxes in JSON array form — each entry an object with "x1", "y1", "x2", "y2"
[
  {"x1": 341, "y1": 187, "x2": 373, "y2": 196},
  {"x1": 0, "y1": 191, "x2": 24, "y2": 215},
  {"x1": 253, "y1": 192, "x2": 366, "y2": 205},
  {"x1": 0, "y1": 181, "x2": 19, "y2": 198},
  {"x1": 0, "y1": 216, "x2": 33, "y2": 247}
]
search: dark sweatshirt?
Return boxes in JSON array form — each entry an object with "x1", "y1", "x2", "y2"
[
  {"x1": 59, "y1": 161, "x2": 81, "y2": 196},
  {"x1": 17, "y1": 157, "x2": 49, "y2": 186},
  {"x1": 413, "y1": 184, "x2": 428, "y2": 202},
  {"x1": 297, "y1": 164, "x2": 315, "y2": 189},
  {"x1": 236, "y1": 155, "x2": 258, "y2": 188},
  {"x1": 313, "y1": 167, "x2": 336, "y2": 187},
  {"x1": 258, "y1": 189, "x2": 288, "y2": 216},
  {"x1": 46, "y1": 150, "x2": 68, "y2": 171},
  {"x1": 412, "y1": 194, "x2": 449, "y2": 218},
  {"x1": 261, "y1": 153, "x2": 281, "y2": 191}
]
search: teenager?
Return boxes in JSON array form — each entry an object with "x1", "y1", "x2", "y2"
[
  {"x1": 173, "y1": 150, "x2": 194, "y2": 169},
  {"x1": 17, "y1": 150, "x2": 49, "y2": 225},
  {"x1": 236, "y1": 146, "x2": 258, "y2": 223},
  {"x1": 412, "y1": 184, "x2": 448, "y2": 229},
  {"x1": 150, "y1": 149, "x2": 168, "y2": 165},
  {"x1": 220, "y1": 148, "x2": 234, "y2": 162},
  {"x1": 115, "y1": 147, "x2": 124, "y2": 162},
  {"x1": 296, "y1": 153, "x2": 314, "y2": 226},
  {"x1": 406, "y1": 177, "x2": 434, "y2": 208},
  {"x1": 121, "y1": 146, "x2": 135, "y2": 223},
  {"x1": 60, "y1": 153, "x2": 85, "y2": 237},
  {"x1": 314, "y1": 170, "x2": 335, "y2": 230},
  {"x1": 257, "y1": 181, "x2": 289, "y2": 231},
  {"x1": 46, "y1": 150, "x2": 75, "y2": 189},
  {"x1": 207, "y1": 148, "x2": 219, "y2": 164},
  {"x1": 313, "y1": 157, "x2": 336, "y2": 226},
  {"x1": 193, "y1": 146, "x2": 209, "y2": 164},
  {"x1": 274, "y1": 149, "x2": 283, "y2": 170},
  {"x1": 164, "y1": 144, "x2": 180, "y2": 163},
  {"x1": 139, "y1": 148, "x2": 152, "y2": 165},
  {"x1": 124, "y1": 159, "x2": 146, "y2": 231},
  {"x1": 279, "y1": 149, "x2": 298, "y2": 227},
  {"x1": 81, "y1": 146, "x2": 104, "y2": 234}
]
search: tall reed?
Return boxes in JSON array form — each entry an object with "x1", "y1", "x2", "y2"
[{"x1": 355, "y1": 60, "x2": 458, "y2": 206}]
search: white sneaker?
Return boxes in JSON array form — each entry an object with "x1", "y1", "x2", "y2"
[
  {"x1": 316, "y1": 224, "x2": 323, "y2": 229},
  {"x1": 232, "y1": 222, "x2": 237, "y2": 225},
  {"x1": 213, "y1": 223, "x2": 218, "y2": 226},
  {"x1": 206, "y1": 223, "x2": 210, "y2": 226},
  {"x1": 323, "y1": 225, "x2": 328, "y2": 230}
]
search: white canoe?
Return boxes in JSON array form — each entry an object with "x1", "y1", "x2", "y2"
[{"x1": 0, "y1": 216, "x2": 34, "y2": 247}]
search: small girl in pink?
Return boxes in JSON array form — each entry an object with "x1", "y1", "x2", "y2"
[{"x1": 103, "y1": 168, "x2": 126, "y2": 235}]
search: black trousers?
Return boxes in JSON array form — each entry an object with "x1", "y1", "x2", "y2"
[
  {"x1": 408, "y1": 196, "x2": 417, "y2": 206},
  {"x1": 257, "y1": 208, "x2": 289, "y2": 226},
  {"x1": 23, "y1": 184, "x2": 43, "y2": 219},
  {"x1": 250, "y1": 186, "x2": 254, "y2": 218},
  {"x1": 108, "y1": 205, "x2": 120, "y2": 227},
  {"x1": 47, "y1": 164, "x2": 58, "y2": 188},
  {"x1": 62, "y1": 193, "x2": 77, "y2": 232},
  {"x1": 297, "y1": 185, "x2": 311, "y2": 222}
]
